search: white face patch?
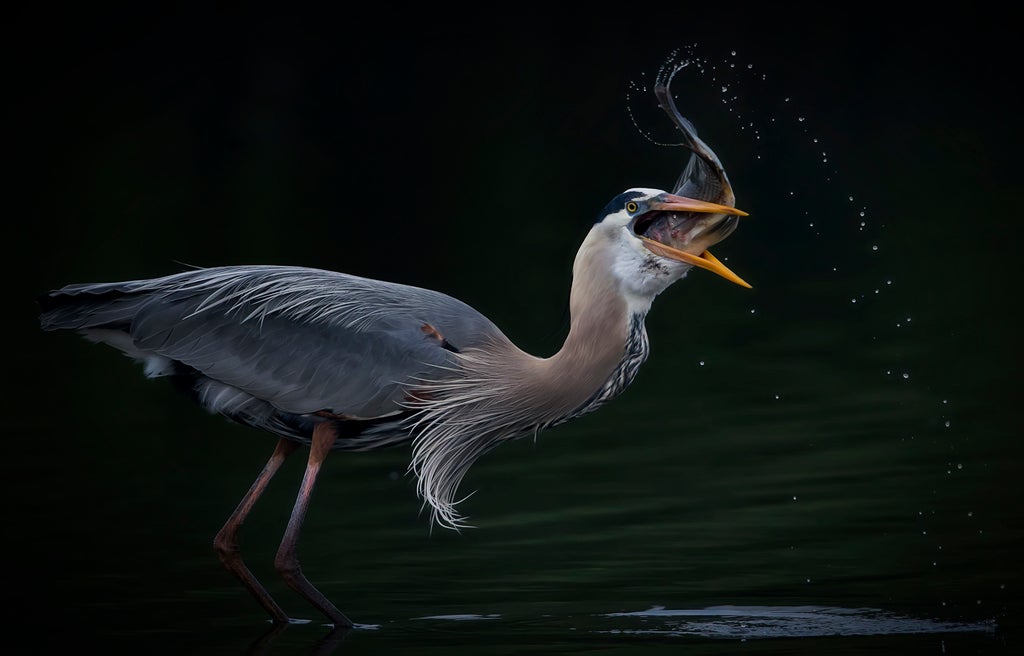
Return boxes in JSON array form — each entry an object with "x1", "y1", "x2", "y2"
[{"x1": 605, "y1": 221, "x2": 691, "y2": 312}]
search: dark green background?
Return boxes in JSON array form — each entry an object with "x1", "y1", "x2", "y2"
[{"x1": 7, "y1": 5, "x2": 1020, "y2": 654}]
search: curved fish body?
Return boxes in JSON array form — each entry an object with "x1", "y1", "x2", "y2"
[
  {"x1": 656, "y1": 65, "x2": 737, "y2": 210},
  {"x1": 632, "y1": 63, "x2": 749, "y2": 287}
]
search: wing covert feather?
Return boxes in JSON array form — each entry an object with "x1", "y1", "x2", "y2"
[{"x1": 122, "y1": 266, "x2": 506, "y2": 417}]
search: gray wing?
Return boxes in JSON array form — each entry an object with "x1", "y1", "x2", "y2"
[{"x1": 40, "y1": 265, "x2": 506, "y2": 418}]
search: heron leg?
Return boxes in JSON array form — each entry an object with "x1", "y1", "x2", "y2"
[
  {"x1": 213, "y1": 437, "x2": 299, "y2": 624},
  {"x1": 274, "y1": 422, "x2": 353, "y2": 628}
]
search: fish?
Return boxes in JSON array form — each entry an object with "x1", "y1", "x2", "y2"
[{"x1": 633, "y1": 62, "x2": 750, "y2": 288}]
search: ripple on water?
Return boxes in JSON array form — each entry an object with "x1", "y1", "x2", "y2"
[{"x1": 598, "y1": 605, "x2": 996, "y2": 639}]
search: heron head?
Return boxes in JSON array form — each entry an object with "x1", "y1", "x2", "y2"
[{"x1": 593, "y1": 187, "x2": 750, "y2": 295}]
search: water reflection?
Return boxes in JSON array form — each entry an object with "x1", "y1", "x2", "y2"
[
  {"x1": 229, "y1": 605, "x2": 1000, "y2": 655},
  {"x1": 601, "y1": 605, "x2": 997, "y2": 639}
]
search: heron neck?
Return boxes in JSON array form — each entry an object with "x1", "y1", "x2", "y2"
[
  {"x1": 453, "y1": 233, "x2": 649, "y2": 428},
  {"x1": 556, "y1": 252, "x2": 634, "y2": 373},
  {"x1": 529, "y1": 238, "x2": 649, "y2": 423}
]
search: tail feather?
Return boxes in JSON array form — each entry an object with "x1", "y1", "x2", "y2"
[{"x1": 38, "y1": 281, "x2": 151, "y2": 332}]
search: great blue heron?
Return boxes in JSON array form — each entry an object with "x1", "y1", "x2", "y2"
[{"x1": 37, "y1": 68, "x2": 750, "y2": 628}]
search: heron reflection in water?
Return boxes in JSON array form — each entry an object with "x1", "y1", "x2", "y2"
[{"x1": 38, "y1": 64, "x2": 751, "y2": 628}]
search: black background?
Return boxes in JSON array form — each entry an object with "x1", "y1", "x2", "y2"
[{"x1": 6, "y1": 4, "x2": 1022, "y2": 653}]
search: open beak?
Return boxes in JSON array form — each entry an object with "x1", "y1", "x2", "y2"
[
  {"x1": 642, "y1": 193, "x2": 752, "y2": 289},
  {"x1": 649, "y1": 194, "x2": 749, "y2": 218},
  {"x1": 641, "y1": 237, "x2": 752, "y2": 288}
]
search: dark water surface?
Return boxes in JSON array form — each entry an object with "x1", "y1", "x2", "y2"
[{"x1": 8, "y1": 7, "x2": 1021, "y2": 655}]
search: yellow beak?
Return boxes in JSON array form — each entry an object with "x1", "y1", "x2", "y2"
[{"x1": 641, "y1": 237, "x2": 752, "y2": 289}]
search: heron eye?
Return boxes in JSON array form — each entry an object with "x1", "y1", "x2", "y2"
[{"x1": 625, "y1": 201, "x2": 639, "y2": 214}]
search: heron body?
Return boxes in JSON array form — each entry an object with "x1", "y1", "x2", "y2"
[{"x1": 38, "y1": 70, "x2": 750, "y2": 627}]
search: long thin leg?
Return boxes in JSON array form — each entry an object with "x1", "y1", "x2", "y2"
[
  {"x1": 275, "y1": 422, "x2": 353, "y2": 628},
  {"x1": 214, "y1": 437, "x2": 300, "y2": 624}
]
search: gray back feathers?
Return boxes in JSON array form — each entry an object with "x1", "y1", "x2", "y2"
[{"x1": 41, "y1": 265, "x2": 504, "y2": 418}]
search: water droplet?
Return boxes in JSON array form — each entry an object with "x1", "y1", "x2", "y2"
[
  {"x1": 699, "y1": 360, "x2": 705, "y2": 366},
  {"x1": 798, "y1": 116, "x2": 806, "y2": 122},
  {"x1": 902, "y1": 372, "x2": 910, "y2": 379},
  {"x1": 957, "y1": 463, "x2": 963, "y2": 470},
  {"x1": 872, "y1": 245, "x2": 879, "y2": 251},
  {"x1": 945, "y1": 420, "x2": 951, "y2": 428},
  {"x1": 792, "y1": 495, "x2": 798, "y2": 501},
  {"x1": 968, "y1": 511, "x2": 973, "y2": 517}
]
